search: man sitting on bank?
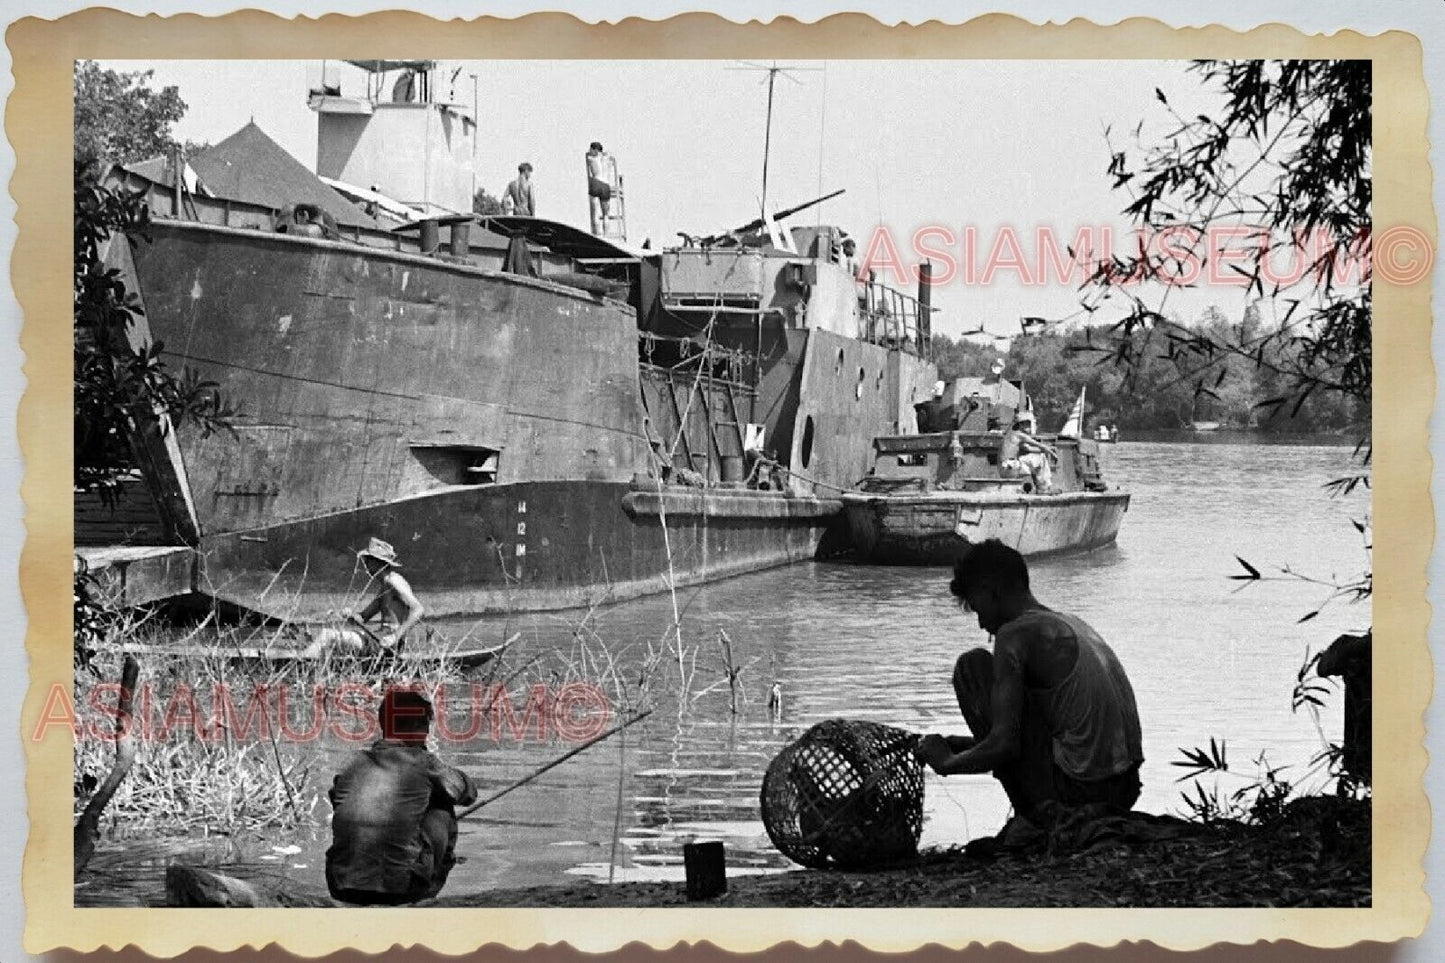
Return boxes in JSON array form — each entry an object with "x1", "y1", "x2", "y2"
[
  {"x1": 326, "y1": 688, "x2": 478, "y2": 905},
  {"x1": 914, "y1": 539, "x2": 1144, "y2": 827}
]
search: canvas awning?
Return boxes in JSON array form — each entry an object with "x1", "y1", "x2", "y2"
[
  {"x1": 345, "y1": 60, "x2": 437, "y2": 73},
  {"x1": 477, "y1": 216, "x2": 642, "y2": 260}
]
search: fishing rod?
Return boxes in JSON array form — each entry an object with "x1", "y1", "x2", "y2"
[
  {"x1": 458, "y1": 708, "x2": 655, "y2": 820},
  {"x1": 346, "y1": 613, "x2": 386, "y2": 646}
]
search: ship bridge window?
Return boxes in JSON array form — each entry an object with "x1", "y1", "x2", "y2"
[{"x1": 410, "y1": 445, "x2": 500, "y2": 486}]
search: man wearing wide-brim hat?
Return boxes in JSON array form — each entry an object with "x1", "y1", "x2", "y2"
[
  {"x1": 349, "y1": 537, "x2": 425, "y2": 650},
  {"x1": 308, "y1": 537, "x2": 425, "y2": 656}
]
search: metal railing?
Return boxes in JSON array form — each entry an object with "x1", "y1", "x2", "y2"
[{"x1": 860, "y1": 279, "x2": 931, "y2": 358}]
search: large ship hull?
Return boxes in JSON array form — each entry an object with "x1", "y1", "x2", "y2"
[
  {"x1": 840, "y1": 490, "x2": 1131, "y2": 565},
  {"x1": 87, "y1": 215, "x2": 929, "y2": 616},
  {"x1": 196, "y1": 480, "x2": 845, "y2": 617}
]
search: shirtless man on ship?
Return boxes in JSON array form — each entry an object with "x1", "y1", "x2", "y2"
[
  {"x1": 1000, "y1": 416, "x2": 1059, "y2": 494},
  {"x1": 914, "y1": 539, "x2": 1144, "y2": 825}
]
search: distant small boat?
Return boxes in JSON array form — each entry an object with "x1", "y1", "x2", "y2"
[{"x1": 1192, "y1": 421, "x2": 1222, "y2": 432}]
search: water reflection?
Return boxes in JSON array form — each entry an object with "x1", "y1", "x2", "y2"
[{"x1": 78, "y1": 440, "x2": 1368, "y2": 904}]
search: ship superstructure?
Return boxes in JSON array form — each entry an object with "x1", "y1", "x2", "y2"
[{"x1": 79, "y1": 61, "x2": 940, "y2": 617}]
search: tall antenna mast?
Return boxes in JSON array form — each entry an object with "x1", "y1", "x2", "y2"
[
  {"x1": 728, "y1": 61, "x2": 820, "y2": 216},
  {"x1": 762, "y1": 65, "x2": 777, "y2": 213}
]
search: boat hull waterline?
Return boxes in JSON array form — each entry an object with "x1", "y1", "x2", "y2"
[{"x1": 841, "y1": 490, "x2": 1131, "y2": 565}]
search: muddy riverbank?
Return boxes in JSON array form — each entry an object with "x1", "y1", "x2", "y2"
[
  {"x1": 143, "y1": 794, "x2": 1367, "y2": 909},
  {"x1": 431, "y1": 794, "x2": 1368, "y2": 908}
]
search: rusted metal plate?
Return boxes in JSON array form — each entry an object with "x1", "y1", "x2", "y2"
[{"x1": 131, "y1": 222, "x2": 647, "y2": 537}]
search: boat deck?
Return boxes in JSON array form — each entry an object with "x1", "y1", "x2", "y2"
[{"x1": 841, "y1": 488, "x2": 1122, "y2": 505}]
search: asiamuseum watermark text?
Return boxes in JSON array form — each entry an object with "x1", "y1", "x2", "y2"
[
  {"x1": 35, "y1": 681, "x2": 612, "y2": 745},
  {"x1": 853, "y1": 223, "x2": 1429, "y2": 287}
]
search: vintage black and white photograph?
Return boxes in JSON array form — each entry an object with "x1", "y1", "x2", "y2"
[{"x1": 68, "y1": 54, "x2": 1374, "y2": 912}]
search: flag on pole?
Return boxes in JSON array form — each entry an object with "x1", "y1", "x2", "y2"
[{"x1": 1059, "y1": 387, "x2": 1086, "y2": 438}]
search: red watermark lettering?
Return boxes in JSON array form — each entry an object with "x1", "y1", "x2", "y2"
[
  {"x1": 330, "y1": 682, "x2": 378, "y2": 744},
  {"x1": 837, "y1": 222, "x2": 1405, "y2": 293},
  {"x1": 1374, "y1": 226, "x2": 1431, "y2": 285},
  {"x1": 32, "y1": 684, "x2": 78, "y2": 741},
  {"x1": 278, "y1": 683, "x2": 327, "y2": 743},
  {"x1": 491, "y1": 683, "x2": 552, "y2": 744},
  {"x1": 550, "y1": 682, "x2": 612, "y2": 742},
  {"x1": 212, "y1": 682, "x2": 275, "y2": 742},
  {"x1": 434, "y1": 682, "x2": 486, "y2": 743},
  {"x1": 85, "y1": 681, "x2": 131, "y2": 742},
  {"x1": 61, "y1": 681, "x2": 627, "y2": 746}
]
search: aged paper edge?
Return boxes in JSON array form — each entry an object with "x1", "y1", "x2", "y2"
[{"x1": 13, "y1": 9, "x2": 1432, "y2": 955}]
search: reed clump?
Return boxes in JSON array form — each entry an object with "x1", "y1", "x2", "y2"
[
  {"x1": 73, "y1": 577, "x2": 530, "y2": 841},
  {"x1": 74, "y1": 617, "x2": 333, "y2": 842}
]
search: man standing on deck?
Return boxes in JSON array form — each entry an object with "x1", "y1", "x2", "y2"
[
  {"x1": 326, "y1": 688, "x2": 478, "y2": 905},
  {"x1": 504, "y1": 162, "x2": 536, "y2": 216},
  {"x1": 914, "y1": 539, "x2": 1144, "y2": 827},
  {"x1": 586, "y1": 141, "x2": 612, "y2": 233},
  {"x1": 306, "y1": 537, "x2": 424, "y2": 657}
]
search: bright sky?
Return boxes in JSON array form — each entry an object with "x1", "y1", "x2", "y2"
[{"x1": 98, "y1": 59, "x2": 1239, "y2": 342}]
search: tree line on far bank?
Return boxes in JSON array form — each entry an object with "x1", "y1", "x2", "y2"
[{"x1": 930, "y1": 304, "x2": 1369, "y2": 435}]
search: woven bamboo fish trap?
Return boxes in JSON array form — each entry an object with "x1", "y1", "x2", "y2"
[{"x1": 760, "y1": 719, "x2": 924, "y2": 870}]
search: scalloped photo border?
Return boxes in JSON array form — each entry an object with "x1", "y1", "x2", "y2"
[{"x1": 13, "y1": 9, "x2": 1432, "y2": 955}]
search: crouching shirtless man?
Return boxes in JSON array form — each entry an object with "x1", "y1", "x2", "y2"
[{"x1": 914, "y1": 539, "x2": 1144, "y2": 825}]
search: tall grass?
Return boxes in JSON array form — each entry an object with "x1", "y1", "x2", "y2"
[{"x1": 74, "y1": 627, "x2": 325, "y2": 841}]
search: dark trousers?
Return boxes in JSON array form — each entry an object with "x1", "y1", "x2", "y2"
[
  {"x1": 330, "y1": 808, "x2": 460, "y2": 906},
  {"x1": 953, "y1": 648, "x2": 1140, "y2": 821}
]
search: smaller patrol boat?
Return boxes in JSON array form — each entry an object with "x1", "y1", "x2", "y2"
[{"x1": 841, "y1": 379, "x2": 1130, "y2": 565}]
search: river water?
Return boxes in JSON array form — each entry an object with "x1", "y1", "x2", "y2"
[{"x1": 78, "y1": 438, "x2": 1370, "y2": 904}]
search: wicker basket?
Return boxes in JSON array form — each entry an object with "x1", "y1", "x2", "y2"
[{"x1": 760, "y1": 719, "x2": 924, "y2": 870}]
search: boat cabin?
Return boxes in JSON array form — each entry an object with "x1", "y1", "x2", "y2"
[
  {"x1": 859, "y1": 375, "x2": 1109, "y2": 496},
  {"x1": 860, "y1": 431, "x2": 1107, "y2": 496}
]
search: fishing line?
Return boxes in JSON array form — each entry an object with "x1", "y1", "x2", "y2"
[{"x1": 938, "y1": 783, "x2": 972, "y2": 844}]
